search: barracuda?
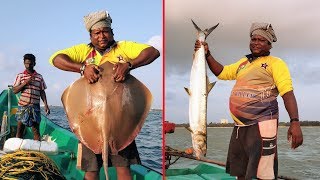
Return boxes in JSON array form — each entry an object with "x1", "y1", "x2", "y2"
[{"x1": 184, "y1": 20, "x2": 219, "y2": 158}]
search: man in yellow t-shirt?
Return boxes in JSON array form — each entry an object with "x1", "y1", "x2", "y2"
[
  {"x1": 49, "y1": 10, "x2": 160, "y2": 180},
  {"x1": 195, "y1": 23, "x2": 303, "y2": 179}
]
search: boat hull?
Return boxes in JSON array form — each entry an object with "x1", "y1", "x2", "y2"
[{"x1": 166, "y1": 163, "x2": 235, "y2": 180}]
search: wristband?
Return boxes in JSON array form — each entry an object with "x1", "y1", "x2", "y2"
[
  {"x1": 290, "y1": 118, "x2": 299, "y2": 123},
  {"x1": 80, "y1": 64, "x2": 86, "y2": 76},
  {"x1": 205, "y1": 50, "x2": 211, "y2": 59},
  {"x1": 127, "y1": 62, "x2": 133, "y2": 70}
]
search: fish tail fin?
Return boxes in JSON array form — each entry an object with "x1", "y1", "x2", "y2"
[
  {"x1": 191, "y1": 19, "x2": 202, "y2": 32},
  {"x1": 204, "y1": 23, "x2": 219, "y2": 38},
  {"x1": 103, "y1": 140, "x2": 109, "y2": 180},
  {"x1": 191, "y1": 19, "x2": 219, "y2": 39},
  {"x1": 184, "y1": 87, "x2": 191, "y2": 96}
]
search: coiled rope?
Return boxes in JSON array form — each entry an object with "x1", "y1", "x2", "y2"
[{"x1": 0, "y1": 150, "x2": 65, "y2": 180}]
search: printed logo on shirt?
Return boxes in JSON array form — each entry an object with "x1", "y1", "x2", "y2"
[
  {"x1": 117, "y1": 55, "x2": 124, "y2": 63},
  {"x1": 261, "y1": 63, "x2": 268, "y2": 69}
]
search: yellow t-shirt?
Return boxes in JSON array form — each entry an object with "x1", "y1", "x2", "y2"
[
  {"x1": 218, "y1": 55, "x2": 293, "y2": 125},
  {"x1": 49, "y1": 41, "x2": 150, "y2": 66}
]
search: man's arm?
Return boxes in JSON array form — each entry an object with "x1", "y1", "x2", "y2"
[
  {"x1": 127, "y1": 46, "x2": 160, "y2": 69},
  {"x1": 113, "y1": 46, "x2": 160, "y2": 82},
  {"x1": 195, "y1": 40, "x2": 223, "y2": 76},
  {"x1": 13, "y1": 76, "x2": 33, "y2": 94},
  {"x1": 282, "y1": 90, "x2": 303, "y2": 149},
  {"x1": 52, "y1": 54, "x2": 101, "y2": 83},
  {"x1": 52, "y1": 54, "x2": 82, "y2": 73},
  {"x1": 40, "y1": 90, "x2": 50, "y2": 115}
]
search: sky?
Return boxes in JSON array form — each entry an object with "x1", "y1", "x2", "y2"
[
  {"x1": 165, "y1": 0, "x2": 320, "y2": 123},
  {"x1": 0, "y1": 0, "x2": 162, "y2": 109}
]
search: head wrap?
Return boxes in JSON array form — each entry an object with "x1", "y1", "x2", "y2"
[
  {"x1": 83, "y1": 10, "x2": 112, "y2": 31},
  {"x1": 250, "y1": 23, "x2": 277, "y2": 43}
]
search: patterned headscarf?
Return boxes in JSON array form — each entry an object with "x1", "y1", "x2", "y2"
[
  {"x1": 83, "y1": 10, "x2": 112, "y2": 31},
  {"x1": 250, "y1": 23, "x2": 277, "y2": 43}
]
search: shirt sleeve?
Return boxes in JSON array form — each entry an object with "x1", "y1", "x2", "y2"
[
  {"x1": 271, "y1": 58, "x2": 293, "y2": 96},
  {"x1": 13, "y1": 74, "x2": 21, "y2": 87},
  {"x1": 120, "y1": 41, "x2": 150, "y2": 60},
  {"x1": 49, "y1": 44, "x2": 91, "y2": 65},
  {"x1": 40, "y1": 76, "x2": 47, "y2": 90},
  {"x1": 217, "y1": 58, "x2": 247, "y2": 80}
]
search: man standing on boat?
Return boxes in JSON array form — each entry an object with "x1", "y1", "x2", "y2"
[
  {"x1": 194, "y1": 23, "x2": 303, "y2": 179},
  {"x1": 13, "y1": 53, "x2": 50, "y2": 141},
  {"x1": 49, "y1": 10, "x2": 159, "y2": 180}
]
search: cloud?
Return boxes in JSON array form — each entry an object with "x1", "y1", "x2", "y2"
[
  {"x1": 165, "y1": 0, "x2": 320, "y2": 73},
  {"x1": 147, "y1": 35, "x2": 162, "y2": 52}
]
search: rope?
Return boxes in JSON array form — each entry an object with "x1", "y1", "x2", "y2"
[
  {"x1": 165, "y1": 146, "x2": 182, "y2": 169},
  {"x1": 165, "y1": 146, "x2": 225, "y2": 168},
  {"x1": 0, "y1": 150, "x2": 65, "y2": 180}
]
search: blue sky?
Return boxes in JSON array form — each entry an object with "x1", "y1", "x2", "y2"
[
  {"x1": 0, "y1": 0, "x2": 162, "y2": 109},
  {"x1": 166, "y1": 0, "x2": 320, "y2": 123}
]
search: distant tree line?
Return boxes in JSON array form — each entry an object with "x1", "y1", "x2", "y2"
[{"x1": 175, "y1": 121, "x2": 320, "y2": 127}]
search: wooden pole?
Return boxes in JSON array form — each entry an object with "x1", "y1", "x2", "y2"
[{"x1": 167, "y1": 151, "x2": 226, "y2": 167}]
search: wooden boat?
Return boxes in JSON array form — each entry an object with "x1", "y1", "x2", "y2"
[{"x1": 0, "y1": 86, "x2": 162, "y2": 180}]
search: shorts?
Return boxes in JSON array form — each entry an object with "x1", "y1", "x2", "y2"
[
  {"x1": 77, "y1": 140, "x2": 141, "y2": 171},
  {"x1": 226, "y1": 119, "x2": 278, "y2": 179},
  {"x1": 16, "y1": 104, "x2": 41, "y2": 127}
]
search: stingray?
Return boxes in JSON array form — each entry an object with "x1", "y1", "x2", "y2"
[{"x1": 61, "y1": 62, "x2": 152, "y2": 179}]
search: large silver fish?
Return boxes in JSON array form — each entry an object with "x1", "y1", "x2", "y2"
[
  {"x1": 61, "y1": 62, "x2": 152, "y2": 179},
  {"x1": 184, "y1": 20, "x2": 218, "y2": 158}
]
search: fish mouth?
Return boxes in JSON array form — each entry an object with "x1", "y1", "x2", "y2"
[
  {"x1": 193, "y1": 140, "x2": 207, "y2": 158},
  {"x1": 194, "y1": 148, "x2": 207, "y2": 159},
  {"x1": 192, "y1": 132, "x2": 207, "y2": 157}
]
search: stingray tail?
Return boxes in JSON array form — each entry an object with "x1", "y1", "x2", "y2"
[{"x1": 103, "y1": 139, "x2": 109, "y2": 180}]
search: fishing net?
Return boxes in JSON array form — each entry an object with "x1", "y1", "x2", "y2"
[{"x1": 0, "y1": 150, "x2": 65, "y2": 180}]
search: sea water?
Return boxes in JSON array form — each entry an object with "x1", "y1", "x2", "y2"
[
  {"x1": 166, "y1": 127, "x2": 320, "y2": 180},
  {"x1": 45, "y1": 106, "x2": 162, "y2": 173}
]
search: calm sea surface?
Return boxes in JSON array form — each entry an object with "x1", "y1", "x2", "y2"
[
  {"x1": 44, "y1": 106, "x2": 162, "y2": 173},
  {"x1": 166, "y1": 127, "x2": 320, "y2": 180}
]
